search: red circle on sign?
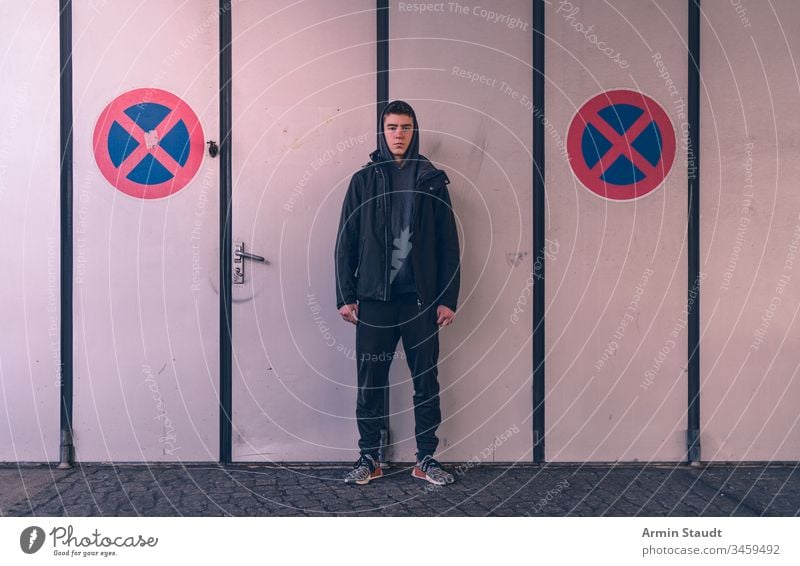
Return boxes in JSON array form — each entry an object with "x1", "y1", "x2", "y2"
[
  {"x1": 92, "y1": 88, "x2": 205, "y2": 199},
  {"x1": 567, "y1": 90, "x2": 676, "y2": 201}
]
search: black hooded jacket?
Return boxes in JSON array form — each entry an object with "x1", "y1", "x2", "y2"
[{"x1": 335, "y1": 103, "x2": 460, "y2": 311}]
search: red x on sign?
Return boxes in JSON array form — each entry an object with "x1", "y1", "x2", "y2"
[
  {"x1": 93, "y1": 88, "x2": 205, "y2": 199},
  {"x1": 567, "y1": 90, "x2": 676, "y2": 201}
]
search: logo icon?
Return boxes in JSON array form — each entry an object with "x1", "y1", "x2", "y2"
[{"x1": 20, "y1": 526, "x2": 45, "y2": 554}]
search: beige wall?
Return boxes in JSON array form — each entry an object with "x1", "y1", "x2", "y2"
[
  {"x1": 700, "y1": 0, "x2": 800, "y2": 461},
  {"x1": 231, "y1": 0, "x2": 376, "y2": 461},
  {"x1": 546, "y1": 0, "x2": 688, "y2": 461},
  {"x1": 3, "y1": 0, "x2": 800, "y2": 463},
  {"x1": 71, "y1": 0, "x2": 220, "y2": 461},
  {"x1": 0, "y1": 0, "x2": 60, "y2": 462}
]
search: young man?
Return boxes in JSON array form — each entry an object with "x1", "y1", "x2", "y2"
[{"x1": 335, "y1": 100, "x2": 460, "y2": 486}]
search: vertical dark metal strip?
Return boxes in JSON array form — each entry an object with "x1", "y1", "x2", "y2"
[
  {"x1": 686, "y1": 0, "x2": 701, "y2": 464},
  {"x1": 532, "y1": 0, "x2": 546, "y2": 463},
  {"x1": 58, "y1": 0, "x2": 74, "y2": 470},
  {"x1": 376, "y1": 0, "x2": 390, "y2": 463},
  {"x1": 377, "y1": 0, "x2": 389, "y2": 127},
  {"x1": 219, "y1": 0, "x2": 233, "y2": 464}
]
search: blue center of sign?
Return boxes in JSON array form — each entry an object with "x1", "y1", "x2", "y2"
[
  {"x1": 581, "y1": 103, "x2": 663, "y2": 186},
  {"x1": 106, "y1": 102, "x2": 192, "y2": 185}
]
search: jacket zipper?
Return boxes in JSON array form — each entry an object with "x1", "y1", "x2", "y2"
[
  {"x1": 354, "y1": 239, "x2": 365, "y2": 278},
  {"x1": 411, "y1": 185, "x2": 424, "y2": 308},
  {"x1": 378, "y1": 166, "x2": 390, "y2": 301},
  {"x1": 412, "y1": 169, "x2": 441, "y2": 308}
]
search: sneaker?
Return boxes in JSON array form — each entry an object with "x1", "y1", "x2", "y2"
[
  {"x1": 412, "y1": 455, "x2": 455, "y2": 486},
  {"x1": 344, "y1": 454, "x2": 383, "y2": 485}
]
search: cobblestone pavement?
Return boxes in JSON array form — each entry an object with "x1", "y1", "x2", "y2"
[{"x1": 1, "y1": 462, "x2": 798, "y2": 517}]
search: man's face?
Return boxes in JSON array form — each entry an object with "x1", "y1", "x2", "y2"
[{"x1": 383, "y1": 113, "x2": 414, "y2": 159}]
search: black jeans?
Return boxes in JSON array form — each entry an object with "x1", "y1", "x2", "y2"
[{"x1": 355, "y1": 294, "x2": 441, "y2": 461}]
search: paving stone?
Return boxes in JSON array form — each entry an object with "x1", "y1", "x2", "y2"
[{"x1": 3, "y1": 463, "x2": 800, "y2": 516}]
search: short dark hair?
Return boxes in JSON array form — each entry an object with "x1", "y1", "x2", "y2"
[{"x1": 383, "y1": 100, "x2": 414, "y2": 120}]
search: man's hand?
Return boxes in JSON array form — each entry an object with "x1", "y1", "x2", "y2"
[
  {"x1": 339, "y1": 303, "x2": 358, "y2": 325},
  {"x1": 436, "y1": 305, "x2": 456, "y2": 327}
]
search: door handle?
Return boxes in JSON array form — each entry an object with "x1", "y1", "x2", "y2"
[
  {"x1": 233, "y1": 241, "x2": 269, "y2": 284},
  {"x1": 235, "y1": 250, "x2": 268, "y2": 263}
]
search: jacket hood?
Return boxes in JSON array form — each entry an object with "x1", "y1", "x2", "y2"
[{"x1": 374, "y1": 100, "x2": 420, "y2": 170}]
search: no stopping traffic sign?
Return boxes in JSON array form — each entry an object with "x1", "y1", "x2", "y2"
[
  {"x1": 93, "y1": 88, "x2": 205, "y2": 199},
  {"x1": 567, "y1": 90, "x2": 676, "y2": 201}
]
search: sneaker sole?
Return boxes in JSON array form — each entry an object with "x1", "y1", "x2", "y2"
[
  {"x1": 346, "y1": 467, "x2": 383, "y2": 485},
  {"x1": 411, "y1": 466, "x2": 452, "y2": 486}
]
